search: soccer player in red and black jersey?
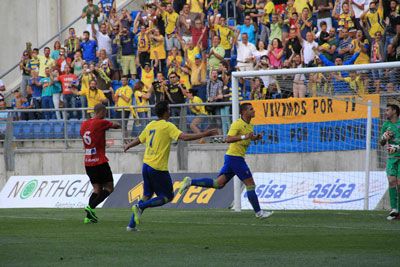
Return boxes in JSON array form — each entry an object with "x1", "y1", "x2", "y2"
[{"x1": 80, "y1": 103, "x2": 121, "y2": 223}]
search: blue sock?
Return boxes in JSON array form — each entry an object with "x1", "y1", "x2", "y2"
[
  {"x1": 246, "y1": 185, "x2": 260, "y2": 213},
  {"x1": 138, "y1": 195, "x2": 168, "y2": 210},
  {"x1": 191, "y1": 178, "x2": 218, "y2": 188},
  {"x1": 128, "y1": 213, "x2": 137, "y2": 228}
]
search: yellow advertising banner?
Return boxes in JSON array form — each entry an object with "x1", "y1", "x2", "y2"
[{"x1": 246, "y1": 95, "x2": 380, "y2": 125}]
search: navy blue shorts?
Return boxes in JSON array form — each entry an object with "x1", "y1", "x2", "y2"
[
  {"x1": 218, "y1": 155, "x2": 252, "y2": 182},
  {"x1": 224, "y1": 49, "x2": 231, "y2": 60},
  {"x1": 142, "y1": 163, "x2": 174, "y2": 199}
]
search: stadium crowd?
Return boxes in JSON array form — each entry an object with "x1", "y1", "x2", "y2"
[{"x1": 2, "y1": 0, "x2": 400, "y2": 138}]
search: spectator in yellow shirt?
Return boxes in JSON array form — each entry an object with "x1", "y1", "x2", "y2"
[
  {"x1": 71, "y1": 80, "x2": 107, "y2": 117},
  {"x1": 114, "y1": 76, "x2": 133, "y2": 135},
  {"x1": 188, "y1": 0, "x2": 205, "y2": 21},
  {"x1": 334, "y1": 71, "x2": 367, "y2": 95},
  {"x1": 133, "y1": 81, "x2": 152, "y2": 136},
  {"x1": 360, "y1": 0, "x2": 384, "y2": 37}
]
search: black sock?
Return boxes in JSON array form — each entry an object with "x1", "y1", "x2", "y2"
[
  {"x1": 88, "y1": 193, "x2": 98, "y2": 209},
  {"x1": 90, "y1": 190, "x2": 110, "y2": 209}
]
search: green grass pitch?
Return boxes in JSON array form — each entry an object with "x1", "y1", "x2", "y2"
[{"x1": 0, "y1": 208, "x2": 400, "y2": 266}]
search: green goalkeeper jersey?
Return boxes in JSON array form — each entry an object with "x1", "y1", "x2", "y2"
[{"x1": 381, "y1": 120, "x2": 400, "y2": 157}]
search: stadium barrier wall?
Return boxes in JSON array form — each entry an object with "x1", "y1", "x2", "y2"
[
  {"x1": 240, "y1": 172, "x2": 387, "y2": 210},
  {"x1": 0, "y1": 173, "x2": 233, "y2": 209}
]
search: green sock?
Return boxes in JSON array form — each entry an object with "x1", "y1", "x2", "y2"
[
  {"x1": 389, "y1": 187, "x2": 398, "y2": 209},
  {"x1": 398, "y1": 190, "x2": 400, "y2": 210}
]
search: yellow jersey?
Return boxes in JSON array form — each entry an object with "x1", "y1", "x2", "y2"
[
  {"x1": 343, "y1": 76, "x2": 366, "y2": 95},
  {"x1": 351, "y1": 39, "x2": 370, "y2": 64},
  {"x1": 264, "y1": 2, "x2": 275, "y2": 23},
  {"x1": 189, "y1": 96, "x2": 207, "y2": 115},
  {"x1": 79, "y1": 89, "x2": 106, "y2": 113},
  {"x1": 180, "y1": 71, "x2": 192, "y2": 91},
  {"x1": 139, "y1": 120, "x2": 183, "y2": 171},
  {"x1": 140, "y1": 67, "x2": 155, "y2": 90},
  {"x1": 167, "y1": 55, "x2": 183, "y2": 75},
  {"x1": 365, "y1": 7, "x2": 384, "y2": 37},
  {"x1": 213, "y1": 24, "x2": 234, "y2": 50},
  {"x1": 187, "y1": 0, "x2": 204, "y2": 13},
  {"x1": 150, "y1": 35, "x2": 166, "y2": 60},
  {"x1": 226, "y1": 118, "x2": 254, "y2": 158},
  {"x1": 135, "y1": 90, "x2": 149, "y2": 112},
  {"x1": 137, "y1": 32, "x2": 150, "y2": 51},
  {"x1": 187, "y1": 46, "x2": 200, "y2": 63},
  {"x1": 338, "y1": 13, "x2": 354, "y2": 29},
  {"x1": 81, "y1": 73, "x2": 92, "y2": 93},
  {"x1": 189, "y1": 61, "x2": 207, "y2": 86},
  {"x1": 161, "y1": 11, "x2": 179, "y2": 36},
  {"x1": 115, "y1": 85, "x2": 133, "y2": 111}
]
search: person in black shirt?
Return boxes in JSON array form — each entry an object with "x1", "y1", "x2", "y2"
[
  {"x1": 285, "y1": 25, "x2": 302, "y2": 59},
  {"x1": 165, "y1": 71, "x2": 188, "y2": 126},
  {"x1": 236, "y1": 0, "x2": 259, "y2": 25}
]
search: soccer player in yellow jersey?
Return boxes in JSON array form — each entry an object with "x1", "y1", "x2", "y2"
[
  {"x1": 179, "y1": 103, "x2": 274, "y2": 219},
  {"x1": 124, "y1": 101, "x2": 217, "y2": 231}
]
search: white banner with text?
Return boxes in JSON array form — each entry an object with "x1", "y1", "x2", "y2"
[
  {"x1": 0, "y1": 174, "x2": 122, "y2": 208},
  {"x1": 241, "y1": 172, "x2": 387, "y2": 210}
]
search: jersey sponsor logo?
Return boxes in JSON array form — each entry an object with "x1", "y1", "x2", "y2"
[{"x1": 85, "y1": 148, "x2": 97, "y2": 155}]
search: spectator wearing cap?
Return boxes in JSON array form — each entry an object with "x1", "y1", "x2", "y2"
[
  {"x1": 312, "y1": 0, "x2": 333, "y2": 32},
  {"x1": 234, "y1": 31, "x2": 257, "y2": 72},
  {"x1": 81, "y1": 0, "x2": 100, "y2": 40},
  {"x1": 186, "y1": 52, "x2": 207, "y2": 101},
  {"x1": 208, "y1": 35, "x2": 225, "y2": 71}
]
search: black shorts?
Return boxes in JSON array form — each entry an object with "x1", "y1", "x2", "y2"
[{"x1": 85, "y1": 162, "x2": 114, "y2": 185}]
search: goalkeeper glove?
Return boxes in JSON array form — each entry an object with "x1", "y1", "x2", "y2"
[
  {"x1": 387, "y1": 144, "x2": 400, "y2": 154},
  {"x1": 381, "y1": 130, "x2": 393, "y2": 141}
]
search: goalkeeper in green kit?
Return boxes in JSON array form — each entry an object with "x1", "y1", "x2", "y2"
[{"x1": 380, "y1": 104, "x2": 400, "y2": 220}]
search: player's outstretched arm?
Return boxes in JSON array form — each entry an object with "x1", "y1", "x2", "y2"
[
  {"x1": 124, "y1": 137, "x2": 141, "y2": 152},
  {"x1": 178, "y1": 127, "x2": 218, "y2": 141},
  {"x1": 111, "y1": 122, "x2": 121, "y2": 129},
  {"x1": 225, "y1": 132, "x2": 262, "y2": 143}
]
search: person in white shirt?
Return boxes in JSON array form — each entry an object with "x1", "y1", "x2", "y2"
[
  {"x1": 351, "y1": 0, "x2": 368, "y2": 29},
  {"x1": 234, "y1": 31, "x2": 257, "y2": 71},
  {"x1": 92, "y1": 23, "x2": 112, "y2": 57},
  {"x1": 297, "y1": 30, "x2": 318, "y2": 66}
]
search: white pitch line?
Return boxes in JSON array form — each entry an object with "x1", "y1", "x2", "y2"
[
  {"x1": 0, "y1": 215, "x2": 67, "y2": 221},
  {"x1": 144, "y1": 219, "x2": 400, "y2": 232}
]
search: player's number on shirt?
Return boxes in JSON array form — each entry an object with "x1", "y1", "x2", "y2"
[
  {"x1": 149, "y1": 129, "x2": 156, "y2": 147},
  {"x1": 83, "y1": 131, "x2": 92, "y2": 145}
]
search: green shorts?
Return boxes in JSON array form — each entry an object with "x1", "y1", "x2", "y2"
[{"x1": 386, "y1": 158, "x2": 400, "y2": 177}]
